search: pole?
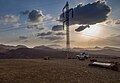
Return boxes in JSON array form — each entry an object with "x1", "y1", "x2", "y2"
[{"x1": 62, "y1": 1, "x2": 73, "y2": 58}]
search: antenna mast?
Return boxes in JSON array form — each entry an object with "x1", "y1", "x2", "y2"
[{"x1": 62, "y1": 1, "x2": 73, "y2": 58}]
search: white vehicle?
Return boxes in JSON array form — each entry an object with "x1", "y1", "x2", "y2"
[{"x1": 76, "y1": 52, "x2": 89, "y2": 60}]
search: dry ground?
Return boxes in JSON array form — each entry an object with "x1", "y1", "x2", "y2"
[{"x1": 0, "y1": 58, "x2": 120, "y2": 83}]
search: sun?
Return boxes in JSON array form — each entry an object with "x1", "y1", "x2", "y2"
[{"x1": 81, "y1": 24, "x2": 101, "y2": 36}]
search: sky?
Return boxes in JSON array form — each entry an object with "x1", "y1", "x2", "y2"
[{"x1": 0, "y1": 0, "x2": 120, "y2": 48}]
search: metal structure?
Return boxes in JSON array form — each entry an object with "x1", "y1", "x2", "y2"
[
  {"x1": 62, "y1": 1, "x2": 73, "y2": 58},
  {"x1": 89, "y1": 60, "x2": 119, "y2": 71}
]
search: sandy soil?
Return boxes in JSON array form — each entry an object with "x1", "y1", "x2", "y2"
[{"x1": 0, "y1": 58, "x2": 119, "y2": 83}]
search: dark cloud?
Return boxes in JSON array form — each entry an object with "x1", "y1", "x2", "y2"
[
  {"x1": 28, "y1": 10, "x2": 43, "y2": 22},
  {"x1": 19, "y1": 36, "x2": 28, "y2": 40},
  {"x1": 20, "y1": 10, "x2": 29, "y2": 15},
  {"x1": 37, "y1": 31, "x2": 64, "y2": 41},
  {"x1": 26, "y1": 25, "x2": 44, "y2": 30},
  {"x1": 37, "y1": 31, "x2": 53, "y2": 37},
  {"x1": 52, "y1": 25, "x2": 63, "y2": 31},
  {"x1": 40, "y1": 36, "x2": 64, "y2": 41},
  {"x1": 33, "y1": 25, "x2": 44, "y2": 30},
  {"x1": 36, "y1": 27, "x2": 44, "y2": 31},
  {"x1": 55, "y1": 32, "x2": 66, "y2": 36},
  {"x1": 75, "y1": 25, "x2": 90, "y2": 32},
  {"x1": 28, "y1": 10, "x2": 52, "y2": 24},
  {"x1": 37, "y1": 31, "x2": 65, "y2": 38},
  {"x1": 60, "y1": 0, "x2": 111, "y2": 25},
  {"x1": 26, "y1": 26, "x2": 34, "y2": 30}
]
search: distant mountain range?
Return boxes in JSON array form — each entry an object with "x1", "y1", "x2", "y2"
[
  {"x1": 0, "y1": 44, "x2": 120, "y2": 59},
  {"x1": 0, "y1": 44, "x2": 27, "y2": 53},
  {"x1": 0, "y1": 44, "x2": 76, "y2": 59}
]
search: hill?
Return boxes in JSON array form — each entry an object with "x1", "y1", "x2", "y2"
[
  {"x1": 0, "y1": 44, "x2": 120, "y2": 59},
  {"x1": 0, "y1": 48, "x2": 76, "y2": 59}
]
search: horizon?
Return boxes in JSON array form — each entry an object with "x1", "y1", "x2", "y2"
[{"x1": 1, "y1": 43, "x2": 120, "y2": 49}]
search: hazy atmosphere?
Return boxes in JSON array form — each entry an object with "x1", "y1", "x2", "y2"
[
  {"x1": 0, "y1": 0, "x2": 120, "y2": 48},
  {"x1": 0, "y1": 0, "x2": 120, "y2": 83}
]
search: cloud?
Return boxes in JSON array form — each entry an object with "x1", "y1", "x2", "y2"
[
  {"x1": 59, "y1": 0, "x2": 111, "y2": 25},
  {"x1": 0, "y1": 15, "x2": 19, "y2": 24},
  {"x1": 26, "y1": 25, "x2": 35, "y2": 30},
  {"x1": 33, "y1": 25, "x2": 44, "y2": 30},
  {"x1": 26, "y1": 25, "x2": 44, "y2": 30},
  {"x1": 28, "y1": 10, "x2": 43, "y2": 23},
  {"x1": 105, "y1": 20, "x2": 113, "y2": 24},
  {"x1": 107, "y1": 35, "x2": 120, "y2": 46},
  {"x1": 105, "y1": 19, "x2": 120, "y2": 25},
  {"x1": 28, "y1": 9, "x2": 52, "y2": 23},
  {"x1": 20, "y1": 10, "x2": 29, "y2": 15},
  {"x1": 75, "y1": 25, "x2": 90, "y2": 32},
  {"x1": 47, "y1": 44, "x2": 62, "y2": 48},
  {"x1": 19, "y1": 36, "x2": 28, "y2": 40},
  {"x1": 53, "y1": 40, "x2": 63, "y2": 43},
  {"x1": 36, "y1": 31, "x2": 64, "y2": 41},
  {"x1": 40, "y1": 36, "x2": 64, "y2": 41},
  {"x1": 37, "y1": 31, "x2": 65, "y2": 37},
  {"x1": 95, "y1": 34, "x2": 120, "y2": 46},
  {"x1": 55, "y1": 32, "x2": 66, "y2": 36},
  {"x1": 52, "y1": 25, "x2": 63, "y2": 31},
  {"x1": 12, "y1": 23, "x2": 21, "y2": 28},
  {"x1": 36, "y1": 27, "x2": 44, "y2": 31},
  {"x1": 37, "y1": 31, "x2": 53, "y2": 37},
  {"x1": 44, "y1": 14, "x2": 53, "y2": 21},
  {"x1": 115, "y1": 19, "x2": 120, "y2": 24}
]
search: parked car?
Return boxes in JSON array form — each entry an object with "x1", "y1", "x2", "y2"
[{"x1": 76, "y1": 52, "x2": 89, "y2": 60}]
